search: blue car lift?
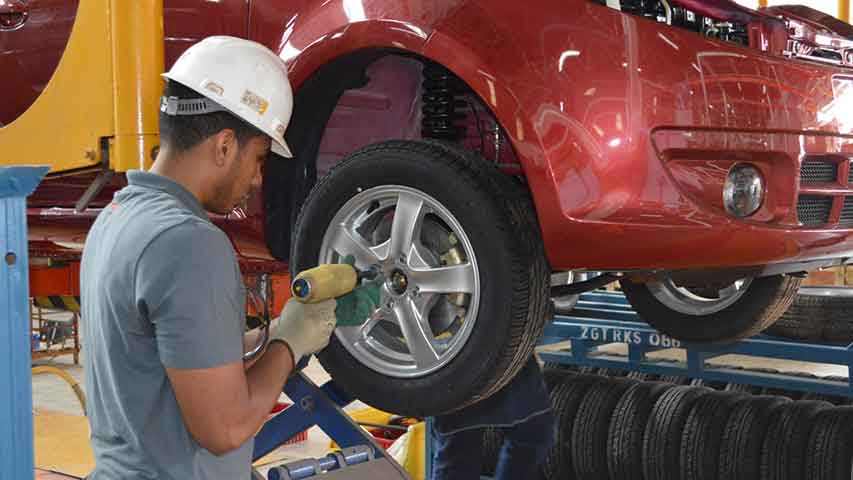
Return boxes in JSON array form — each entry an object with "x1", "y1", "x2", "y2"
[
  {"x1": 253, "y1": 373, "x2": 411, "y2": 480},
  {"x1": 539, "y1": 290, "x2": 853, "y2": 398},
  {"x1": 1, "y1": 166, "x2": 49, "y2": 480}
]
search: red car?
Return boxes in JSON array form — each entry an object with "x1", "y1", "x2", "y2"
[{"x1": 4, "y1": 0, "x2": 853, "y2": 415}]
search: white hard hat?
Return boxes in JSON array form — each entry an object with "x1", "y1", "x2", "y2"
[{"x1": 161, "y1": 36, "x2": 294, "y2": 158}]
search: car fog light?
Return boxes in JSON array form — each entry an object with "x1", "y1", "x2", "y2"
[{"x1": 723, "y1": 163, "x2": 764, "y2": 218}]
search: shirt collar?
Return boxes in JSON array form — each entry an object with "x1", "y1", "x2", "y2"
[{"x1": 126, "y1": 170, "x2": 208, "y2": 220}]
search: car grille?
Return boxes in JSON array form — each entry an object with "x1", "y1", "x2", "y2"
[
  {"x1": 795, "y1": 156, "x2": 853, "y2": 227},
  {"x1": 797, "y1": 195, "x2": 833, "y2": 226},
  {"x1": 800, "y1": 160, "x2": 838, "y2": 183},
  {"x1": 840, "y1": 197, "x2": 853, "y2": 228}
]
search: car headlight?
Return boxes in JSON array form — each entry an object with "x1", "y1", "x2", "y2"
[{"x1": 723, "y1": 163, "x2": 765, "y2": 218}]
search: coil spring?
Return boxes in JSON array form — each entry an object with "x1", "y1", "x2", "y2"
[{"x1": 421, "y1": 64, "x2": 467, "y2": 141}]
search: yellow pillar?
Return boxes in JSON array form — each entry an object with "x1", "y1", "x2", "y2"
[
  {"x1": 758, "y1": 0, "x2": 768, "y2": 8},
  {"x1": 840, "y1": 0, "x2": 850, "y2": 23},
  {"x1": 110, "y1": 0, "x2": 165, "y2": 172}
]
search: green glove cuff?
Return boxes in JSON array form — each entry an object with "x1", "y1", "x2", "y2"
[{"x1": 335, "y1": 279, "x2": 383, "y2": 327}]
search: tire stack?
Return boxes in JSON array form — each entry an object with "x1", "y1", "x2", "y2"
[
  {"x1": 482, "y1": 365, "x2": 853, "y2": 480},
  {"x1": 765, "y1": 287, "x2": 853, "y2": 342}
]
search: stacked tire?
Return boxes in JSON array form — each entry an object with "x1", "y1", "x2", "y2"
[
  {"x1": 765, "y1": 287, "x2": 853, "y2": 342},
  {"x1": 494, "y1": 366, "x2": 853, "y2": 480}
]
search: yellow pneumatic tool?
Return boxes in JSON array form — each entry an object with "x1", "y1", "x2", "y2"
[{"x1": 291, "y1": 263, "x2": 379, "y2": 303}]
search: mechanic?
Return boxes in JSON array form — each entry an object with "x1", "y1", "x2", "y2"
[
  {"x1": 79, "y1": 36, "x2": 335, "y2": 480},
  {"x1": 429, "y1": 356, "x2": 555, "y2": 480}
]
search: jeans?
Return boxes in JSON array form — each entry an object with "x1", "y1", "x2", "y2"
[
  {"x1": 428, "y1": 408, "x2": 555, "y2": 480},
  {"x1": 428, "y1": 358, "x2": 555, "y2": 480}
]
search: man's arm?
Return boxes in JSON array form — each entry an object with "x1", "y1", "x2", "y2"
[
  {"x1": 166, "y1": 341, "x2": 294, "y2": 455},
  {"x1": 162, "y1": 296, "x2": 336, "y2": 456},
  {"x1": 136, "y1": 223, "x2": 336, "y2": 456}
]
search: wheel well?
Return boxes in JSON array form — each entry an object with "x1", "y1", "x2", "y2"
[{"x1": 264, "y1": 50, "x2": 523, "y2": 261}]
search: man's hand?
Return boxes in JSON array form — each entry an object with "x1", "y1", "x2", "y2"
[{"x1": 270, "y1": 298, "x2": 337, "y2": 364}]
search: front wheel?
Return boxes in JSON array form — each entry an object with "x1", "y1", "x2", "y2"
[
  {"x1": 290, "y1": 140, "x2": 549, "y2": 416},
  {"x1": 620, "y1": 274, "x2": 801, "y2": 342}
]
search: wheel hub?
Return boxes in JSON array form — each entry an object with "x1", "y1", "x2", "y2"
[{"x1": 389, "y1": 269, "x2": 409, "y2": 295}]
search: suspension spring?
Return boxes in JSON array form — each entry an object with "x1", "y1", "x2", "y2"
[{"x1": 421, "y1": 64, "x2": 467, "y2": 141}]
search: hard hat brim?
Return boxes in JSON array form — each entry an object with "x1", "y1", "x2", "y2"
[{"x1": 271, "y1": 138, "x2": 293, "y2": 158}]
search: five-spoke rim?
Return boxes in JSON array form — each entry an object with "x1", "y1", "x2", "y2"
[{"x1": 319, "y1": 185, "x2": 481, "y2": 378}]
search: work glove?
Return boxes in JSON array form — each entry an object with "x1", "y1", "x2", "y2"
[
  {"x1": 270, "y1": 298, "x2": 337, "y2": 365},
  {"x1": 334, "y1": 254, "x2": 383, "y2": 327},
  {"x1": 335, "y1": 279, "x2": 383, "y2": 327}
]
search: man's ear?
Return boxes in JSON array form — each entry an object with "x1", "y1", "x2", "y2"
[{"x1": 213, "y1": 129, "x2": 239, "y2": 167}]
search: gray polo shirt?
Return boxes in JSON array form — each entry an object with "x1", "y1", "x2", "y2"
[{"x1": 80, "y1": 170, "x2": 251, "y2": 480}]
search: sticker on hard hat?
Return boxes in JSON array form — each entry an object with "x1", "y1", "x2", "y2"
[
  {"x1": 241, "y1": 90, "x2": 269, "y2": 115},
  {"x1": 274, "y1": 122, "x2": 286, "y2": 136},
  {"x1": 204, "y1": 80, "x2": 224, "y2": 97}
]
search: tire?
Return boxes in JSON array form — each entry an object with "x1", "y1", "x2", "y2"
[
  {"x1": 718, "y1": 396, "x2": 790, "y2": 480},
  {"x1": 577, "y1": 366, "x2": 608, "y2": 376},
  {"x1": 643, "y1": 386, "x2": 712, "y2": 480},
  {"x1": 765, "y1": 287, "x2": 853, "y2": 342},
  {"x1": 542, "y1": 361, "x2": 578, "y2": 373},
  {"x1": 690, "y1": 378, "x2": 726, "y2": 390},
  {"x1": 725, "y1": 383, "x2": 762, "y2": 394},
  {"x1": 804, "y1": 407, "x2": 853, "y2": 480},
  {"x1": 570, "y1": 378, "x2": 637, "y2": 479},
  {"x1": 621, "y1": 275, "x2": 801, "y2": 342},
  {"x1": 293, "y1": 140, "x2": 549, "y2": 416},
  {"x1": 681, "y1": 391, "x2": 748, "y2": 480},
  {"x1": 800, "y1": 391, "x2": 847, "y2": 405},
  {"x1": 759, "y1": 387, "x2": 801, "y2": 399},
  {"x1": 607, "y1": 381, "x2": 672, "y2": 480},
  {"x1": 660, "y1": 375, "x2": 691, "y2": 385},
  {"x1": 627, "y1": 371, "x2": 660, "y2": 381},
  {"x1": 760, "y1": 400, "x2": 832, "y2": 480},
  {"x1": 542, "y1": 365, "x2": 575, "y2": 391},
  {"x1": 543, "y1": 375, "x2": 603, "y2": 480}
]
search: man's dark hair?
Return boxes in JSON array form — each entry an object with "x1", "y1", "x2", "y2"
[{"x1": 159, "y1": 80, "x2": 265, "y2": 153}]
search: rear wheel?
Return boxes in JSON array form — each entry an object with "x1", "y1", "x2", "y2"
[
  {"x1": 291, "y1": 140, "x2": 549, "y2": 416},
  {"x1": 621, "y1": 275, "x2": 801, "y2": 342}
]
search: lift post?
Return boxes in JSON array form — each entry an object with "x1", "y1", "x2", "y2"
[{"x1": 0, "y1": 166, "x2": 49, "y2": 480}]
